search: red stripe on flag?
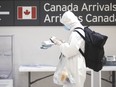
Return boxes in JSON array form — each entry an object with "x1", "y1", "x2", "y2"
[
  {"x1": 32, "y1": 6, "x2": 36, "y2": 19},
  {"x1": 18, "y1": 7, "x2": 22, "y2": 19}
]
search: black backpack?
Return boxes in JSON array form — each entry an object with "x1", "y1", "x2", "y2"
[{"x1": 74, "y1": 27, "x2": 108, "y2": 72}]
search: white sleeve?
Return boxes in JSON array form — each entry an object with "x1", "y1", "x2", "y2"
[{"x1": 59, "y1": 31, "x2": 84, "y2": 58}]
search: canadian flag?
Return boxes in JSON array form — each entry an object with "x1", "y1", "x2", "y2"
[{"x1": 17, "y1": 6, "x2": 37, "y2": 20}]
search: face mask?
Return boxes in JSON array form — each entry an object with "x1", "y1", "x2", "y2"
[{"x1": 64, "y1": 25, "x2": 70, "y2": 31}]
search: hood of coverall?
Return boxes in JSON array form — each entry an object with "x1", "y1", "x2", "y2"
[{"x1": 60, "y1": 11, "x2": 84, "y2": 31}]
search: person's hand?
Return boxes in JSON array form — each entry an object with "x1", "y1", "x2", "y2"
[{"x1": 50, "y1": 36, "x2": 63, "y2": 46}]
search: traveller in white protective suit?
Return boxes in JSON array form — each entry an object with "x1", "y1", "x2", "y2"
[{"x1": 52, "y1": 11, "x2": 86, "y2": 87}]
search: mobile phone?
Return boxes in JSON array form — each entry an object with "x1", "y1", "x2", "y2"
[{"x1": 50, "y1": 36, "x2": 56, "y2": 43}]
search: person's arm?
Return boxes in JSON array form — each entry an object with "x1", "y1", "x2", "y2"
[
  {"x1": 59, "y1": 31, "x2": 84, "y2": 58},
  {"x1": 50, "y1": 36, "x2": 63, "y2": 46}
]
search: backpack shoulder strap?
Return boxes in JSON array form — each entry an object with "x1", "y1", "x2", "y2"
[
  {"x1": 74, "y1": 27, "x2": 85, "y2": 41},
  {"x1": 73, "y1": 27, "x2": 85, "y2": 57}
]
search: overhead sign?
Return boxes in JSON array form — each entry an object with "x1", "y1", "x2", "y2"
[
  {"x1": 40, "y1": 0, "x2": 116, "y2": 26},
  {"x1": 14, "y1": 1, "x2": 39, "y2": 26},
  {"x1": 0, "y1": 1, "x2": 14, "y2": 26},
  {"x1": 0, "y1": 0, "x2": 116, "y2": 26}
]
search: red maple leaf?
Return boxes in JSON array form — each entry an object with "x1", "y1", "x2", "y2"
[{"x1": 24, "y1": 10, "x2": 30, "y2": 15}]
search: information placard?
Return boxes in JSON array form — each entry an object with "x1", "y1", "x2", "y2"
[
  {"x1": 40, "y1": 0, "x2": 116, "y2": 26},
  {"x1": 0, "y1": 0, "x2": 116, "y2": 26},
  {"x1": 0, "y1": 1, "x2": 14, "y2": 26}
]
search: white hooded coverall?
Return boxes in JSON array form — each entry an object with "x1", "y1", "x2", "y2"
[{"x1": 59, "y1": 11, "x2": 86, "y2": 87}]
